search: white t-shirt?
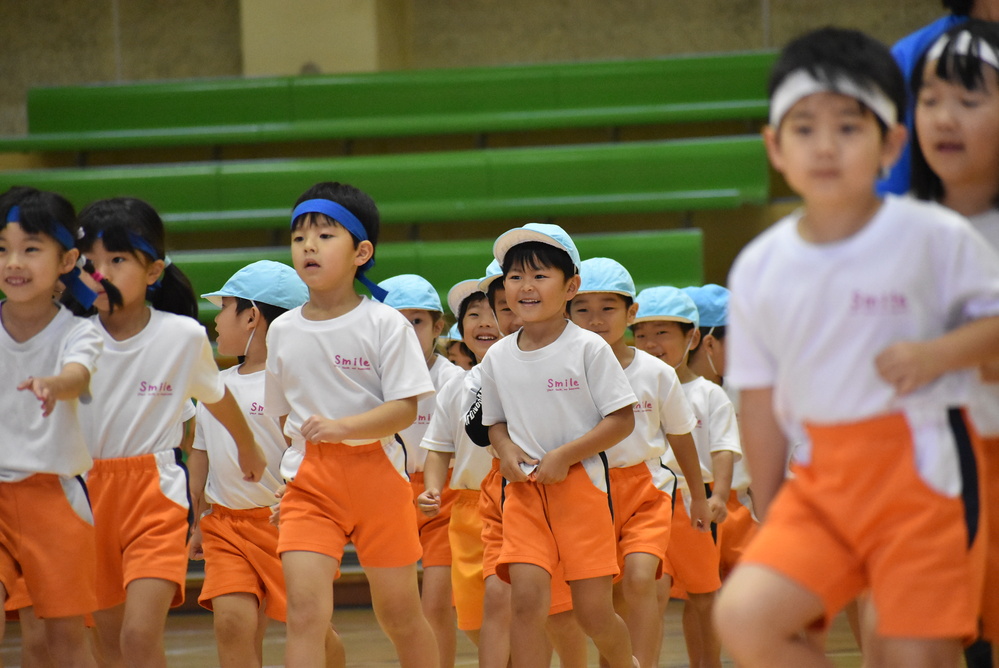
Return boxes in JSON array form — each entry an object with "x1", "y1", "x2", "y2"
[
  {"x1": 398, "y1": 354, "x2": 464, "y2": 476},
  {"x1": 607, "y1": 349, "x2": 696, "y2": 489},
  {"x1": 0, "y1": 303, "x2": 102, "y2": 482},
  {"x1": 421, "y1": 365, "x2": 495, "y2": 491},
  {"x1": 264, "y1": 297, "x2": 436, "y2": 477},
  {"x1": 728, "y1": 195, "x2": 999, "y2": 495},
  {"x1": 193, "y1": 367, "x2": 285, "y2": 509},
  {"x1": 967, "y1": 209, "x2": 999, "y2": 436},
  {"x1": 81, "y1": 308, "x2": 224, "y2": 460},
  {"x1": 662, "y1": 376, "x2": 741, "y2": 497},
  {"x1": 479, "y1": 321, "x2": 637, "y2": 490}
]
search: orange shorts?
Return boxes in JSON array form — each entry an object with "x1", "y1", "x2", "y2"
[
  {"x1": 663, "y1": 487, "x2": 721, "y2": 596},
  {"x1": 88, "y1": 450, "x2": 192, "y2": 610},
  {"x1": 610, "y1": 463, "x2": 671, "y2": 576},
  {"x1": 479, "y1": 459, "x2": 574, "y2": 614},
  {"x1": 411, "y1": 471, "x2": 455, "y2": 568},
  {"x1": 717, "y1": 489, "x2": 758, "y2": 581},
  {"x1": 741, "y1": 412, "x2": 981, "y2": 639},
  {"x1": 449, "y1": 490, "x2": 485, "y2": 631},
  {"x1": 499, "y1": 462, "x2": 618, "y2": 584},
  {"x1": 198, "y1": 505, "x2": 287, "y2": 622},
  {"x1": 0, "y1": 474, "x2": 97, "y2": 618},
  {"x1": 278, "y1": 441, "x2": 422, "y2": 568},
  {"x1": 974, "y1": 429, "x2": 999, "y2": 642}
]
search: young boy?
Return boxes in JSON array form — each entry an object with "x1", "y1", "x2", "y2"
[
  {"x1": 683, "y1": 284, "x2": 758, "y2": 580},
  {"x1": 378, "y1": 273, "x2": 464, "y2": 668},
  {"x1": 715, "y1": 27, "x2": 999, "y2": 668},
  {"x1": 187, "y1": 260, "x2": 345, "y2": 668},
  {"x1": 568, "y1": 257, "x2": 711, "y2": 666},
  {"x1": 478, "y1": 223, "x2": 638, "y2": 668},
  {"x1": 632, "y1": 286, "x2": 740, "y2": 668},
  {"x1": 265, "y1": 182, "x2": 440, "y2": 667}
]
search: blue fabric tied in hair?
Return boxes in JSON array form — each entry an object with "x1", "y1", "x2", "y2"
[
  {"x1": 290, "y1": 199, "x2": 388, "y2": 302},
  {"x1": 5, "y1": 205, "x2": 96, "y2": 309}
]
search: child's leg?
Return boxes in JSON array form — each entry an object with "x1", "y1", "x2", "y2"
[
  {"x1": 683, "y1": 591, "x2": 722, "y2": 668},
  {"x1": 546, "y1": 610, "x2": 585, "y2": 668},
  {"x1": 212, "y1": 592, "x2": 264, "y2": 668},
  {"x1": 365, "y1": 563, "x2": 440, "y2": 668},
  {"x1": 714, "y1": 564, "x2": 829, "y2": 667},
  {"x1": 17, "y1": 606, "x2": 53, "y2": 668},
  {"x1": 324, "y1": 623, "x2": 346, "y2": 668},
  {"x1": 42, "y1": 616, "x2": 97, "y2": 668},
  {"x1": 507, "y1": 563, "x2": 554, "y2": 668},
  {"x1": 652, "y1": 574, "x2": 672, "y2": 667},
  {"x1": 114, "y1": 577, "x2": 176, "y2": 668},
  {"x1": 420, "y1": 564, "x2": 457, "y2": 668},
  {"x1": 283, "y1": 550, "x2": 338, "y2": 668},
  {"x1": 568, "y1": 575, "x2": 633, "y2": 668},
  {"x1": 858, "y1": 599, "x2": 963, "y2": 668},
  {"x1": 478, "y1": 574, "x2": 512, "y2": 668},
  {"x1": 617, "y1": 552, "x2": 664, "y2": 668}
]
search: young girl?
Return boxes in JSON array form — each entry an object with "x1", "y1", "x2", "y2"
[
  {"x1": 378, "y1": 273, "x2": 464, "y2": 668},
  {"x1": 442, "y1": 323, "x2": 475, "y2": 370},
  {"x1": 0, "y1": 186, "x2": 104, "y2": 668},
  {"x1": 76, "y1": 197, "x2": 266, "y2": 668},
  {"x1": 911, "y1": 19, "x2": 999, "y2": 660}
]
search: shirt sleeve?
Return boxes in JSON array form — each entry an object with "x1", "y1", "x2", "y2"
[
  {"x1": 945, "y1": 223, "x2": 999, "y2": 325},
  {"x1": 378, "y1": 312, "x2": 436, "y2": 403},
  {"x1": 192, "y1": 402, "x2": 208, "y2": 452},
  {"x1": 707, "y1": 385, "x2": 742, "y2": 458},
  {"x1": 421, "y1": 380, "x2": 457, "y2": 454},
  {"x1": 186, "y1": 332, "x2": 226, "y2": 404},
  {"x1": 584, "y1": 338, "x2": 637, "y2": 416},
  {"x1": 479, "y1": 356, "x2": 505, "y2": 428},
  {"x1": 263, "y1": 330, "x2": 291, "y2": 419},
  {"x1": 658, "y1": 366, "x2": 697, "y2": 436},
  {"x1": 726, "y1": 253, "x2": 778, "y2": 390},
  {"x1": 61, "y1": 319, "x2": 103, "y2": 375}
]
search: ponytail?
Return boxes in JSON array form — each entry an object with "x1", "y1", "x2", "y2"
[{"x1": 149, "y1": 260, "x2": 198, "y2": 320}]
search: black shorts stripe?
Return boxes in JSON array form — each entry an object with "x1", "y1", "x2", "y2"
[{"x1": 948, "y1": 407, "x2": 979, "y2": 548}]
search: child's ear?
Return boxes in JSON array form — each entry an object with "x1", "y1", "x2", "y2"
[
  {"x1": 59, "y1": 247, "x2": 80, "y2": 274},
  {"x1": 145, "y1": 258, "x2": 166, "y2": 286},
  {"x1": 626, "y1": 302, "x2": 639, "y2": 325},
  {"x1": 880, "y1": 123, "x2": 909, "y2": 173},
  {"x1": 690, "y1": 327, "x2": 702, "y2": 350},
  {"x1": 354, "y1": 240, "x2": 375, "y2": 267},
  {"x1": 762, "y1": 125, "x2": 785, "y2": 174},
  {"x1": 432, "y1": 317, "x2": 446, "y2": 338},
  {"x1": 564, "y1": 273, "x2": 581, "y2": 300}
]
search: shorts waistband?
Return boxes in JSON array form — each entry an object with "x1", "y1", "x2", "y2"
[
  {"x1": 454, "y1": 489, "x2": 482, "y2": 504},
  {"x1": 305, "y1": 440, "x2": 383, "y2": 457},
  {"x1": 609, "y1": 462, "x2": 653, "y2": 479},
  {"x1": 804, "y1": 412, "x2": 909, "y2": 446},
  {"x1": 207, "y1": 504, "x2": 275, "y2": 520},
  {"x1": 91, "y1": 449, "x2": 178, "y2": 472}
]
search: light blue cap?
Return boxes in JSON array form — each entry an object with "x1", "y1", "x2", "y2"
[
  {"x1": 634, "y1": 286, "x2": 699, "y2": 328},
  {"x1": 478, "y1": 258, "x2": 504, "y2": 292},
  {"x1": 493, "y1": 222, "x2": 581, "y2": 272},
  {"x1": 442, "y1": 323, "x2": 462, "y2": 343},
  {"x1": 378, "y1": 274, "x2": 443, "y2": 313},
  {"x1": 578, "y1": 257, "x2": 636, "y2": 298},
  {"x1": 682, "y1": 284, "x2": 729, "y2": 328},
  {"x1": 447, "y1": 278, "x2": 483, "y2": 316},
  {"x1": 202, "y1": 260, "x2": 309, "y2": 311}
]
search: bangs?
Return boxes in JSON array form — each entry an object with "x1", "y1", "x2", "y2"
[
  {"x1": 502, "y1": 241, "x2": 575, "y2": 278},
  {"x1": 933, "y1": 46, "x2": 993, "y2": 91},
  {"x1": 290, "y1": 212, "x2": 343, "y2": 232}
]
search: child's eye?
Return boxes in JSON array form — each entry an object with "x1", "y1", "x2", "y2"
[
  {"x1": 319, "y1": 233, "x2": 334, "y2": 239},
  {"x1": 292, "y1": 235, "x2": 304, "y2": 243},
  {"x1": 839, "y1": 123, "x2": 860, "y2": 135},
  {"x1": 917, "y1": 94, "x2": 938, "y2": 108},
  {"x1": 960, "y1": 96, "x2": 983, "y2": 108},
  {"x1": 790, "y1": 124, "x2": 812, "y2": 136}
]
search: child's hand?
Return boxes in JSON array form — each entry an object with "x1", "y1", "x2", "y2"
[
  {"x1": 17, "y1": 376, "x2": 57, "y2": 417},
  {"x1": 875, "y1": 341, "x2": 941, "y2": 396},
  {"x1": 689, "y1": 497, "x2": 712, "y2": 533},
  {"x1": 270, "y1": 485, "x2": 286, "y2": 527},
  {"x1": 301, "y1": 415, "x2": 349, "y2": 444},
  {"x1": 499, "y1": 446, "x2": 539, "y2": 483},
  {"x1": 417, "y1": 489, "x2": 441, "y2": 517},
  {"x1": 239, "y1": 442, "x2": 267, "y2": 482},
  {"x1": 707, "y1": 494, "x2": 728, "y2": 524},
  {"x1": 534, "y1": 448, "x2": 571, "y2": 485},
  {"x1": 188, "y1": 527, "x2": 204, "y2": 560}
]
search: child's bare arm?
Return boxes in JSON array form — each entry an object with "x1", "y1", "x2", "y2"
[
  {"x1": 178, "y1": 417, "x2": 196, "y2": 455},
  {"x1": 300, "y1": 397, "x2": 418, "y2": 445},
  {"x1": 666, "y1": 431, "x2": 711, "y2": 532},
  {"x1": 488, "y1": 422, "x2": 537, "y2": 483},
  {"x1": 739, "y1": 387, "x2": 788, "y2": 521},
  {"x1": 417, "y1": 449, "x2": 453, "y2": 517},
  {"x1": 536, "y1": 404, "x2": 635, "y2": 485},
  {"x1": 709, "y1": 450, "x2": 734, "y2": 524},
  {"x1": 186, "y1": 448, "x2": 209, "y2": 560},
  {"x1": 17, "y1": 362, "x2": 91, "y2": 417},
  {"x1": 876, "y1": 315, "x2": 999, "y2": 395},
  {"x1": 203, "y1": 387, "x2": 267, "y2": 482}
]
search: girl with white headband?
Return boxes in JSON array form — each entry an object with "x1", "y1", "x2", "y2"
[
  {"x1": 715, "y1": 26, "x2": 999, "y2": 668},
  {"x1": 912, "y1": 19, "x2": 999, "y2": 658}
]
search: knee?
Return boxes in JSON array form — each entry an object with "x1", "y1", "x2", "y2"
[
  {"x1": 621, "y1": 567, "x2": 657, "y2": 602},
  {"x1": 509, "y1": 588, "x2": 548, "y2": 624},
  {"x1": 213, "y1": 607, "x2": 259, "y2": 645},
  {"x1": 286, "y1": 596, "x2": 330, "y2": 634},
  {"x1": 119, "y1": 619, "x2": 161, "y2": 657},
  {"x1": 713, "y1": 586, "x2": 762, "y2": 653}
]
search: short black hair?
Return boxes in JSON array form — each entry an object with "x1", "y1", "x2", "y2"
[
  {"x1": 234, "y1": 297, "x2": 288, "y2": 326},
  {"x1": 911, "y1": 20, "x2": 999, "y2": 204},
  {"x1": 943, "y1": 0, "x2": 973, "y2": 16},
  {"x1": 502, "y1": 241, "x2": 576, "y2": 280},
  {"x1": 292, "y1": 182, "x2": 380, "y2": 279},
  {"x1": 769, "y1": 27, "x2": 906, "y2": 133}
]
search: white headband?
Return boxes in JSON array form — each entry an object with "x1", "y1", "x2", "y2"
[
  {"x1": 926, "y1": 30, "x2": 999, "y2": 71},
  {"x1": 769, "y1": 68, "x2": 898, "y2": 128}
]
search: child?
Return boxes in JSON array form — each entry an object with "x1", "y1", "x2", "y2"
[
  {"x1": 0, "y1": 187, "x2": 104, "y2": 668},
  {"x1": 715, "y1": 27, "x2": 999, "y2": 668},
  {"x1": 443, "y1": 324, "x2": 475, "y2": 370},
  {"x1": 76, "y1": 197, "x2": 267, "y2": 668},
  {"x1": 683, "y1": 283, "x2": 758, "y2": 580},
  {"x1": 910, "y1": 19, "x2": 999, "y2": 655},
  {"x1": 631, "y1": 286, "x2": 740, "y2": 668},
  {"x1": 478, "y1": 223, "x2": 638, "y2": 668},
  {"x1": 265, "y1": 182, "x2": 439, "y2": 667},
  {"x1": 186, "y1": 260, "x2": 346, "y2": 668},
  {"x1": 568, "y1": 257, "x2": 711, "y2": 667},
  {"x1": 378, "y1": 273, "x2": 465, "y2": 668}
]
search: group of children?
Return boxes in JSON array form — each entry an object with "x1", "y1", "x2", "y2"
[{"x1": 1, "y1": 18, "x2": 999, "y2": 668}]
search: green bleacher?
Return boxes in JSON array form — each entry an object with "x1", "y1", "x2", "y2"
[{"x1": 0, "y1": 51, "x2": 775, "y2": 153}]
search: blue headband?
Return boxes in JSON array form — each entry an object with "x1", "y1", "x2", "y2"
[
  {"x1": 4, "y1": 205, "x2": 96, "y2": 309},
  {"x1": 290, "y1": 199, "x2": 388, "y2": 302},
  {"x1": 95, "y1": 229, "x2": 160, "y2": 261}
]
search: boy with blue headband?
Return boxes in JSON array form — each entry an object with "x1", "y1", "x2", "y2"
[
  {"x1": 264, "y1": 182, "x2": 440, "y2": 667},
  {"x1": 715, "y1": 28, "x2": 999, "y2": 667},
  {"x1": 568, "y1": 258, "x2": 709, "y2": 667}
]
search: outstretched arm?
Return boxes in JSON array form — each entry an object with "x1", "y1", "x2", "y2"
[{"x1": 17, "y1": 362, "x2": 91, "y2": 417}]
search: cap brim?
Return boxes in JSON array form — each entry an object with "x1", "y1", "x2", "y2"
[
  {"x1": 576, "y1": 288, "x2": 634, "y2": 297},
  {"x1": 200, "y1": 292, "x2": 226, "y2": 308},
  {"x1": 493, "y1": 229, "x2": 570, "y2": 268},
  {"x1": 446, "y1": 279, "x2": 483, "y2": 316},
  {"x1": 631, "y1": 314, "x2": 695, "y2": 325}
]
